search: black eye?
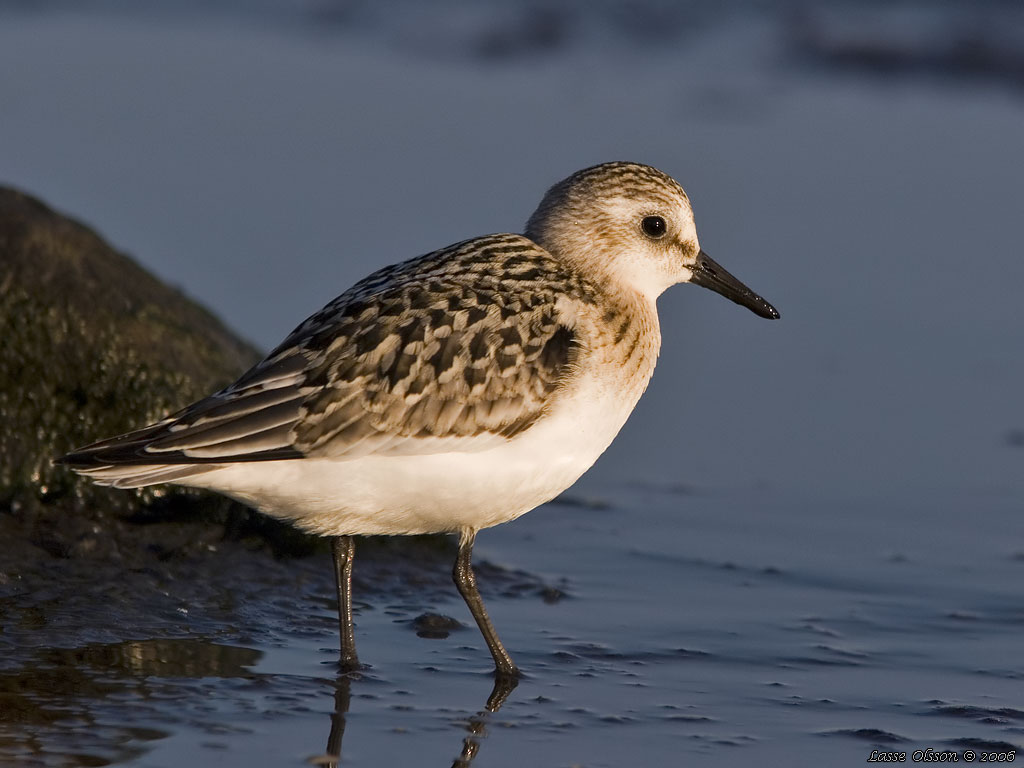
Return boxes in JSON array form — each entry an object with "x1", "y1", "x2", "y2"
[{"x1": 641, "y1": 216, "x2": 667, "y2": 239}]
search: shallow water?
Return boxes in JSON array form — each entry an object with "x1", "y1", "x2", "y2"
[
  {"x1": 4, "y1": 485, "x2": 1023, "y2": 766},
  {"x1": 2, "y1": 2, "x2": 1024, "y2": 765}
]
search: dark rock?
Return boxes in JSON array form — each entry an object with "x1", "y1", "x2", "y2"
[
  {"x1": 539, "y1": 585, "x2": 567, "y2": 604},
  {"x1": 0, "y1": 186, "x2": 314, "y2": 562},
  {"x1": 411, "y1": 612, "x2": 464, "y2": 639}
]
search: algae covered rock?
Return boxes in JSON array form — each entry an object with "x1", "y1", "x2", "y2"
[{"x1": 0, "y1": 186, "x2": 312, "y2": 560}]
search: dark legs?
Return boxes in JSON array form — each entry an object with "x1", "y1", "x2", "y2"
[
  {"x1": 453, "y1": 530, "x2": 520, "y2": 680},
  {"x1": 322, "y1": 532, "x2": 517, "y2": 767},
  {"x1": 332, "y1": 531, "x2": 517, "y2": 680},
  {"x1": 331, "y1": 535, "x2": 360, "y2": 672}
]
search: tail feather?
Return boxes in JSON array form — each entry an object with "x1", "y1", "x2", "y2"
[{"x1": 73, "y1": 462, "x2": 221, "y2": 489}]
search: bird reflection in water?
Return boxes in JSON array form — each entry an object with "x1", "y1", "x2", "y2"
[{"x1": 319, "y1": 674, "x2": 518, "y2": 767}]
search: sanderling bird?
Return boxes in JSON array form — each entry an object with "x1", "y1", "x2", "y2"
[{"x1": 58, "y1": 162, "x2": 778, "y2": 680}]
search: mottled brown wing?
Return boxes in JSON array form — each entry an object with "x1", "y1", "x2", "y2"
[
  {"x1": 58, "y1": 235, "x2": 592, "y2": 467},
  {"x1": 289, "y1": 280, "x2": 579, "y2": 458}
]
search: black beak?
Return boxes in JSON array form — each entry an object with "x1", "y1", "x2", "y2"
[{"x1": 689, "y1": 250, "x2": 779, "y2": 319}]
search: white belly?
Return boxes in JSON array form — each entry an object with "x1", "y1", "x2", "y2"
[{"x1": 184, "y1": 368, "x2": 644, "y2": 536}]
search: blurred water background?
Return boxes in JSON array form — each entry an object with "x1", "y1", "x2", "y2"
[{"x1": 1, "y1": 1, "x2": 1023, "y2": 766}]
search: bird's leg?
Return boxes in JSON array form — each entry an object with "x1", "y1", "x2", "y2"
[
  {"x1": 452, "y1": 530, "x2": 520, "y2": 680},
  {"x1": 331, "y1": 535, "x2": 360, "y2": 672}
]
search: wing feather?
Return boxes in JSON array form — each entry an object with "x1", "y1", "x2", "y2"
[{"x1": 57, "y1": 234, "x2": 598, "y2": 476}]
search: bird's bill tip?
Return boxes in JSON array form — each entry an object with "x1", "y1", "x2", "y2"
[{"x1": 689, "y1": 250, "x2": 779, "y2": 320}]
